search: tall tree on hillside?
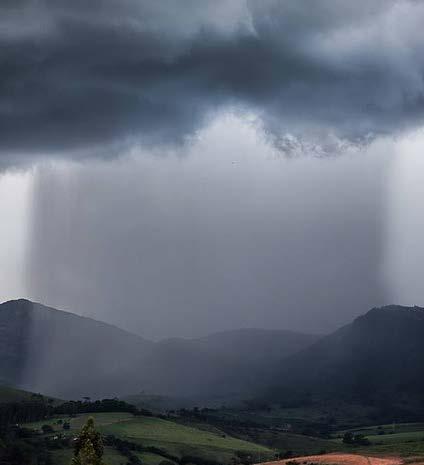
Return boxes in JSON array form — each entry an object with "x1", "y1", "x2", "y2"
[{"x1": 71, "y1": 417, "x2": 105, "y2": 465}]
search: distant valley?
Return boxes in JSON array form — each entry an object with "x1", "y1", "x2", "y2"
[
  {"x1": 2, "y1": 298, "x2": 424, "y2": 421},
  {"x1": 0, "y1": 299, "x2": 318, "y2": 402},
  {"x1": 3, "y1": 299, "x2": 424, "y2": 465}
]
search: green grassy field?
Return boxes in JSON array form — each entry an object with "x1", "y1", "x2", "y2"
[
  {"x1": 53, "y1": 449, "x2": 176, "y2": 465},
  {"x1": 25, "y1": 411, "x2": 134, "y2": 432},
  {"x1": 24, "y1": 412, "x2": 274, "y2": 464},
  {"x1": 339, "y1": 423, "x2": 424, "y2": 437},
  {"x1": 237, "y1": 429, "x2": 342, "y2": 457},
  {"x1": 100, "y1": 415, "x2": 273, "y2": 463},
  {"x1": 0, "y1": 385, "x2": 48, "y2": 403},
  {"x1": 25, "y1": 409, "x2": 424, "y2": 464},
  {"x1": 51, "y1": 447, "x2": 127, "y2": 465},
  {"x1": 331, "y1": 422, "x2": 424, "y2": 458},
  {"x1": 187, "y1": 406, "x2": 347, "y2": 457},
  {"x1": 354, "y1": 439, "x2": 424, "y2": 457},
  {"x1": 205, "y1": 401, "x2": 378, "y2": 434},
  {"x1": 361, "y1": 430, "x2": 424, "y2": 444},
  {"x1": 136, "y1": 451, "x2": 175, "y2": 465}
]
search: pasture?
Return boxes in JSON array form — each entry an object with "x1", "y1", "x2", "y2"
[
  {"x1": 333, "y1": 423, "x2": 424, "y2": 458},
  {"x1": 24, "y1": 412, "x2": 274, "y2": 464}
]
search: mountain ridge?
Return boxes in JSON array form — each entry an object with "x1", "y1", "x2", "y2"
[
  {"x1": 0, "y1": 298, "x2": 152, "y2": 344},
  {"x1": 264, "y1": 304, "x2": 424, "y2": 418},
  {"x1": 0, "y1": 299, "x2": 318, "y2": 402}
]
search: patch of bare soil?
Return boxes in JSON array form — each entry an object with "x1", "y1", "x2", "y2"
[{"x1": 260, "y1": 453, "x2": 403, "y2": 465}]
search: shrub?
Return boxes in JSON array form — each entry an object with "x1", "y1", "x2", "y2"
[{"x1": 41, "y1": 424, "x2": 54, "y2": 434}]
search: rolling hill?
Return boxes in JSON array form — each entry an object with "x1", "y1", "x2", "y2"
[
  {"x1": 266, "y1": 305, "x2": 424, "y2": 418},
  {"x1": 23, "y1": 411, "x2": 275, "y2": 465},
  {"x1": 0, "y1": 299, "x2": 318, "y2": 402},
  {"x1": 0, "y1": 299, "x2": 154, "y2": 399},
  {"x1": 193, "y1": 328, "x2": 320, "y2": 366},
  {"x1": 137, "y1": 328, "x2": 320, "y2": 403},
  {"x1": 0, "y1": 384, "x2": 54, "y2": 404}
]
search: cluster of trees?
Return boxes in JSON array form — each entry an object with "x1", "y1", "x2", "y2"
[
  {"x1": 104, "y1": 434, "x2": 179, "y2": 464},
  {"x1": 342, "y1": 432, "x2": 370, "y2": 446},
  {"x1": 103, "y1": 435, "x2": 142, "y2": 464},
  {"x1": 0, "y1": 397, "x2": 149, "y2": 430},
  {"x1": 180, "y1": 456, "x2": 221, "y2": 465},
  {"x1": 0, "y1": 425, "x2": 52, "y2": 465},
  {"x1": 0, "y1": 397, "x2": 152, "y2": 464},
  {"x1": 0, "y1": 401, "x2": 53, "y2": 427},
  {"x1": 173, "y1": 407, "x2": 262, "y2": 430},
  {"x1": 54, "y1": 398, "x2": 150, "y2": 416},
  {"x1": 104, "y1": 434, "x2": 226, "y2": 465}
]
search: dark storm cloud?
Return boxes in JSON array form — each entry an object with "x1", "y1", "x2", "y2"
[{"x1": 1, "y1": 0, "x2": 424, "y2": 164}]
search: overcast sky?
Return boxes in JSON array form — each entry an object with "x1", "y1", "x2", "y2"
[{"x1": 1, "y1": 1, "x2": 424, "y2": 339}]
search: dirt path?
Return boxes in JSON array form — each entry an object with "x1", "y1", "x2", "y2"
[{"x1": 259, "y1": 453, "x2": 403, "y2": 465}]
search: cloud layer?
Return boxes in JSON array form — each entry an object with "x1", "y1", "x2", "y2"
[
  {"x1": 25, "y1": 115, "x2": 392, "y2": 339},
  {"x1": 1, "y1": 0, "x2": 424, "y2": 164}
]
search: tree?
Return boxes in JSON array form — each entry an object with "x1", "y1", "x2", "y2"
[
  {"x1": 342, "y1": 432, "x2": 354, "y2": 444},
  {"x1": 71, "y1": 417, "x2": 104, "y2": 465},
  {"x1": 354, "y1": 434, "x2": 370, "y2": 446},
  {"x1": 41, "y1": 424, "x2": 54, "y2": 434},
  {"x1": 342, "y1": 431, "x2": 370, "y2": 446},
  {"x1": 72, "y1": 440, "x2": 101, "y2": 465}
]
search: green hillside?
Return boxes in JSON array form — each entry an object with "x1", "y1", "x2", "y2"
[
  {"x1": 51, "y1": 447, "x2": 127, "y2": 465},
  {"x1": 0, "y1": 384, "x2": 54, "y2": 403},
  {"x1": 101, "y1": 415, "x2": 272, "y2": 462},
  {"x1": 24, "y1": 411, "x2": 134, "y2": 431},
  {"x1": 265, "y1": 306, "x2": 424, "y2": 423},
  {"x1": 24, "y1": 412, "x2": 274, "y2": 464},
  {"x1": 331, "y1": 422, "x2": 424, "y2": 457}
]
